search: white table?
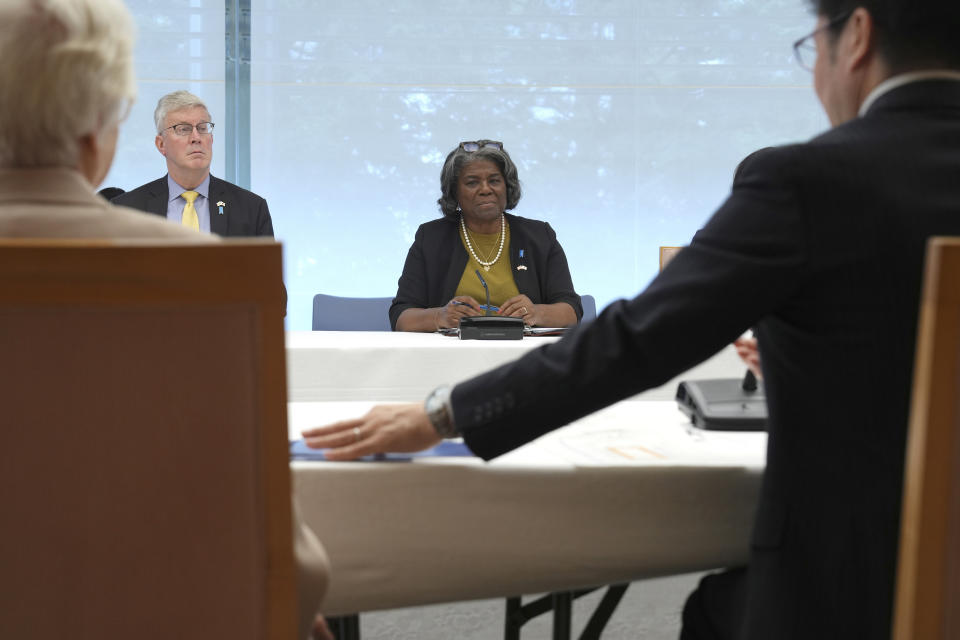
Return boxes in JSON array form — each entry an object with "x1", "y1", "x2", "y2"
[
  {"x1": 285, "y1": 330, "x2": 746, "y2": 403},
  {"x1": 290, "y1": 401, "x2": 765, "y2": 617}
]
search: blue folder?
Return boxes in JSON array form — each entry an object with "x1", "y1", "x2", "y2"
[{"x1": 289, "y1": 439, "x2": 474, "y2": 462}]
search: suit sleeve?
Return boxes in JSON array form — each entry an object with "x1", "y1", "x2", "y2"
[{"x1": 453, "y1": 148, "x2": 809, "y2": 459}]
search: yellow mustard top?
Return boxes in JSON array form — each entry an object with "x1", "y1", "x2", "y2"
[{"x1": 455, "y1": 219, "x2": 519, "y2": 307}]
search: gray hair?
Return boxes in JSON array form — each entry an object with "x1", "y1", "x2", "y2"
[
  {"x1": 0, "y1": 0, "x2": 136, "y2": 168},
  {"x1": 154, "y1": 90, "x2": 210, "y2": 134},
  {"x1": 437, "y1": 142, "x2": 522, "y2": 218}
]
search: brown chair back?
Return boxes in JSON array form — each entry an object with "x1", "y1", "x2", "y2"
[
  {"x1": 894, "y1": 237, "x2": 960, "y2": 639},
  {"x1": 659, "y1": 245, "x2": 684, "y2": 271},
  {"x1": 0, "y1": 239, "x2": 295, "y2": 640}
]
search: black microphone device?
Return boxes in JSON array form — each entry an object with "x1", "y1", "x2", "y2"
[
  {"x1": 474, "y1": 269, "x2": 493, "y2": 316},
  {"x1": 675, "y1": 375, "x2": 767, "y2": 431},
  {"x1": 459, "y1": 315, "x2": 524, "y2": 340},
  {"x1": 459, "y1": 269, "x2": 524, "y2": 340}
]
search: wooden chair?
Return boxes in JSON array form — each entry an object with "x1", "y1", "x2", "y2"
[
  {"x1": 0, "y1": 239, "x2": 297, "y2": 640},
  {"x1": 659, "y1": 245, "x2": 684, "y2": 271},
  {"x1": 894, "y1": 237, "x2": 960, "y2": 639}
]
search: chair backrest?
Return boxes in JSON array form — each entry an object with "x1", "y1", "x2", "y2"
[
  {"x1": 659, "y1": 245, "x2": 684, "y2": 271},
  {"x1": 0, "y1": 239, "x2": 296, "y2": 640},
  {"x1": 312, "y1": 293, "x2": 393, "y2": 331},
  {"x1": 580, "y1": 293, "x2": 597, "y2": 322},
  {"x1": 894, "y1": 237, "x2": 960, "y2": 640}
]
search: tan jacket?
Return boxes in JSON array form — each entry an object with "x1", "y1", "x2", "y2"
[{"x1": 0, "y1": 167, "x2": 212, "y2": 240}]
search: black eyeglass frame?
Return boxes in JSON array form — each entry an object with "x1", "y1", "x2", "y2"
[
  {"x1": 162, "y1": 122, "x2": 216, "y2": 137},
  {"x1": 792, "y1": 10, "x2": 853, "y2": 71},
  {"x1": 459, "y1": 140, "x2": 503, "y2": 152}
]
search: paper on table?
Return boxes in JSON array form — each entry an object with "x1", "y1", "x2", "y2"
[
  {"x1": 524, "y1": 327, "x2": 568, "y2": 336},
  {"x1": 434, "y1": 326, "x2": 568, "y2": 337},
  {"x1": 533, "y1": 414, "x2": 767, "y2": 467}
]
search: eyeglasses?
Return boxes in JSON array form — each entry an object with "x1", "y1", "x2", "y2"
[
  {"x1": 792, "y1": 11, "x2": 852, "y2": 71},
  {"x1": 459, "y1": 140, "x2": 503, "y2": 152},
  {"x1": 162, "y1": 122, "x2": 215, "y2": 137}
]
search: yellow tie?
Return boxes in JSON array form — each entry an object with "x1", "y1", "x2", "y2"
[{"x1": 181, "y1": 190, "x2": 200, "y2": 230}]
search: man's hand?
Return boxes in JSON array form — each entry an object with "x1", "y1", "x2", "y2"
[{"x1": 301, "y1": 404, "x2": 442, "y2": 460}]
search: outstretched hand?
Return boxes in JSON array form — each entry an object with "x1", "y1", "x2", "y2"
[{"x1": 301, "y1": 404, "x2": 442, "y2": 461}]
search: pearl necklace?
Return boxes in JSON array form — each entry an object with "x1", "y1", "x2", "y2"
[{"x1": 460, "y1": 213, "x2": 505, "y2": 271}]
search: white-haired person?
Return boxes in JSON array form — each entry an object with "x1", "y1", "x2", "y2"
[
  {"x1": 0, "y1": 1, "x2": 329, "y2": 638},
  {"x1": 0, "y1": 0, "x2": 202, "y2": 239}
]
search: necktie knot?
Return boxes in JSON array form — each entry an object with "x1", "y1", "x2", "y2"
[{"x1": 181, "y1": 190, "x2": 200, "y2": 230}]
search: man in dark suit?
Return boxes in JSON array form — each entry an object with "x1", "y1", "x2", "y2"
[
  {"x1": 113, "y1": 90, "x2": 274, "y2": 238},
  {"x1": 303, "y1": 0, "x2": 960, "y2": 637}
]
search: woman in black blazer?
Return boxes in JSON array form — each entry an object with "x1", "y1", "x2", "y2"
[{"x1": 390, "y1": 140, "x2": 582, "y2": 331}]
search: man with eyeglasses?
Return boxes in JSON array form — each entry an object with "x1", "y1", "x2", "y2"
[
  {"x1": 304, "y1": 0, "x2": 960, "y2": 637},
  {"x1": 113, "y1": 90, "x2": 275, "y2": 238}
]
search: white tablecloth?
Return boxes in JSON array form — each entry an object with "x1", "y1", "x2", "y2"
[
  {"x1": 286, "y1": 330, "x2": 745, "y2": 402},
  {"x1": 290, "y1": 401, "x2": 765, "y2": 616}
]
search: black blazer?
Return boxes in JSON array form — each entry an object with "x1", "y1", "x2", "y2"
[
  {"x1": 450, "y1": 79, "x2": 960, "y2": 638},
  {"x1": 112, "y1": 175, "x2": 274, "y2": 238},
  {"x1": 389, "y1": 213, "x2": 582, "y2": 329}
]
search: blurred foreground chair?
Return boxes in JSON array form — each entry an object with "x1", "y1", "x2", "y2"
[
  {"x1": 0, "y1": 240, "x2": 298, "y2": 640},
  {"x1": 894, "y1": 237, "x2": 960, "y2": 640},
  {"x1": 312, "y1": 294, "x2": 392, "y2": 331}
]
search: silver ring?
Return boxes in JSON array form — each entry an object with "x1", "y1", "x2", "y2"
[
  {"x1": 353, "y1": 427, "x2": 361, "y2": 443},
  {"x1": 521, "y1": 306, "x2": 527, "y2": 314}
]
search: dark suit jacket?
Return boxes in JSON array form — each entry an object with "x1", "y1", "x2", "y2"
[
  {"x1": 450, "y1": 79, "x2": 960, "y2": 638},
  {"x1": 389, "y1": 213, "x2": 583, "y2": 329},
  {"x1": 112, "y1": 175, "x2": 274, "y2": 237}
]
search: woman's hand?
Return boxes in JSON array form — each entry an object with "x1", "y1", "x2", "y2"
[
  {"x1": 499, "y1": 294, "x2": 538, "y2": 326},
  {"x1": 438, "y1": 296, "x2": 483, "y2": 328}
]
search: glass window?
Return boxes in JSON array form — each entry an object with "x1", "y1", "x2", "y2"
[
  {"x1": 117, "y1": 1, "x2": 827, "y2": 330},
  {"x1": 106, "y1": 1, "x2": 226, "y2": 196}
]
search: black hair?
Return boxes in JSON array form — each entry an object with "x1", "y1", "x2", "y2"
[{"x1": 810, "y1": 0, "x2": 960, "y2": 72}]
